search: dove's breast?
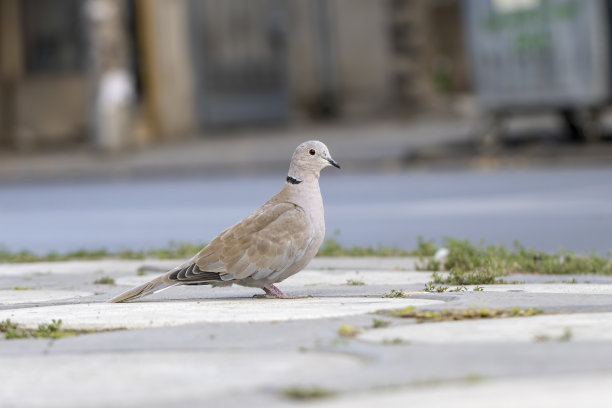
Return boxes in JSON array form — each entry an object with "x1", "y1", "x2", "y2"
[
  {"x1": 234, "y1": 178, "x2": 327, "y2": 287},
  {"x1": 272, "y1": 180, "x2": 326, "y2": 282}
]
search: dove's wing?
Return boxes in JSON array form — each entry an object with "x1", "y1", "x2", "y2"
[{"x1": 167, "y1": 202, "x2": 314, "y2": 283}]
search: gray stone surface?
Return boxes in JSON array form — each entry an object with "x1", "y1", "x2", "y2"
[
  {"x1": 313, "y1": 374, "x2": 612, "y2": 408},
  {"x1": 0, "y1": 290, "x2": 92, "y2": 305},
  {"x1": 1, "y1": 258, "x2": 612, "y2": 407},
  {"x1": 0, "y1": 297, "x2": 442, "y2": 330},
  {"x1": 466, "y1": 283, "x2": 612, "y2": 294},
  {"x1": 358, "y1": 312, "x2": 612, "y2": 344},
  {"x1": 0, "y1": 351, "x2": 361, "y2": 408}
]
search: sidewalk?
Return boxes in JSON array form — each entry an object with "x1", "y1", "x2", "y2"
[
  {"x1": 1, "y1": 257, "x2": 612, "y2": 407},
  {"x1": 3, "y1": 115, "x2": 612, "y2": 184},
  {"x1": 0, "y1": 118, "x2": 475, "y2": 183}
]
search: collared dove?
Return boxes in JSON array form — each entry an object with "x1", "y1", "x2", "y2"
[{"x1": 108, "y1": 140, "x2": 339, "y2": 302}]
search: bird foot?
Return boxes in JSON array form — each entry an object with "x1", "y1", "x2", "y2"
[{"x1": 254, "y1": 284, "x2": 308, "y2": 299}]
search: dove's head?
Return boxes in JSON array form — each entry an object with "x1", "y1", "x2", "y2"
[{"x1": 288, "y1": 141, "x2": 340, "y2": 181}]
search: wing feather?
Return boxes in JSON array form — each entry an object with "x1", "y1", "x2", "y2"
[{"x1": 166, "y1": 202, "x2": 313, "y2": 284}]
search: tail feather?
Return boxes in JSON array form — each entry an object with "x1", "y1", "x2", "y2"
[{"x1": 107, "y1": 276, "x2": 177, "y2": 303}]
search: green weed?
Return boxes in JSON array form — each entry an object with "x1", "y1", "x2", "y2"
[
  {"x1": 383, "y1": 337, "x2": 405, "y2": 345},
  {"x1": 32, "y1": 319, "x2": 76, "y2": 339},
  {"x1": 1, "y1": 318, "x2": 78, "y2": 340},
  {"x1": 413, "y1": 236, "x2": 438, "y2": 257},
  {"x1": 424, "y1": 281, "x2": 448, "y2": 293},
  {"x1": 317, "y1": 238, "x2": 412, "y2": 257},
  {"x1": 382, "y1": 306, "x2": 541, "y2": 323},
  {"x1": 282, "y1": 386, "x2": 335, "y2": 400},
  {"x1": 346, "y1": 279, "x2": 365, "y2": 286},
  {"x1": 94, "y1": 277, "x2": 115, "y2": 285},
  {"x1": 418, "y1": 239, "x2": 612, "y2": 286},
  {"x1": 0, "y1": 242, "x2": 206, "y2": 263},
  {"x1": 372, "y1": 318, "x2": 391, "y2": 328},
  {"x1": 337, "y1": 325, "x2": 360, "y2": 337},
  {"x1": 0, "y1": 319, "x2": 29, "y2": 339},
  {"x1": 558, "y1": 327, "x2": 573, "y2": 342},
  {"x1": 382, "y1": 289, "x2": 404, "y2": 298}
]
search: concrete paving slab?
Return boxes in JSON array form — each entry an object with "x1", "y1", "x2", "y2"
[
  {"x1": 0, "y1": 297, "x2": 443, "y2": 330},
  {"x1": 358, "y1": 312, "x2": 612, "y2": 344},
  {"x1": 0, "y1": 258, "x2": 420, "y2": 278},
  {"x1": 3, "y1": 256, "x2": 612, "y2": 408},
  {"x1": 313, "y1": 373, "x2": 612, "y2": 408},
  {"x1": 115, "y1": 270, "x2": 434, "y2": 287},
  {"x1": 0, "y1": 351, "x2": 362, "y2": 408},
  {"x1": 468, "y1": 283, "x2": 612, "y2": 295},
  {"x1": 0, "y1": 260, "x2": 177, "y2": 276},
  {"x1": 0, "y1": 290, "x2": 93, "y2": 305}
]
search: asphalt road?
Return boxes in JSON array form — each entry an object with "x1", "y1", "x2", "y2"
[{"x1": 1, "y1": 165, "x2": 611, "y2": 254}]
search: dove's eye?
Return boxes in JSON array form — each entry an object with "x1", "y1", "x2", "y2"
[{"x1": 309, "y1": 149, "x2": 316, "y2": 155}]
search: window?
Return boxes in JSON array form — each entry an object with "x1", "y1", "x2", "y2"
[{"x1": 21, "y1": 0, "x2": 85, "y2": 74}]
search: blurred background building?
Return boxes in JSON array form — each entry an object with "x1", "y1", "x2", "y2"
[
  {"x1": 2, "y1": 0, "x2": 612, "y2": 154},
  {"x1": 0, "y1": 0, "x2": 471, "y2": 152},
  {"x1": 1, "y1": 0, "x2": 611, "y2": 255}
]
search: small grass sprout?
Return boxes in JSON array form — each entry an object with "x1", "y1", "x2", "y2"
[
  {"x1": 337, "y1": 325, "x2": 360, "y2": 337},
  {"x1": 424, "y1": 282, "x2": 448, "y2": 293},
  {"x1": 94, "y1": 276, "x2": 115, "y2": 285},
  {"x1": 382, "y1": 289, "x2": 405, "y2": 298},
  {"x1": 346, "y1": 279, "x2": 365, "y2": 286},
  {"x1": 559, "y1": 327, "x2": 573, "y2": 342},
  {"x1": 32, "y1": 319, "x2": 76, "y2": 339},
  {"x1": 0, "y1": 318, "x2": 78, "y2": 340},
  {"x1": 372, "y1": 318, "x2": 391, "y2": 328},
  {"x1": 383, "y1": 337, "x2": 405, "y2": 345},
  {"x1": 282, "y1": 386, "x2": 336, "y2": 400},
  {"x1": 382, "y1": 306, "x2": 541, "y2": 323},
  {"x1": 0, "y1": 319, "x2": 29, "y2": 339}
]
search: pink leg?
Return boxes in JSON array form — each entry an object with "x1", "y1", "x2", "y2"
[{"x1": 261, "y1": 284, "x2": 308, "y2": 299}]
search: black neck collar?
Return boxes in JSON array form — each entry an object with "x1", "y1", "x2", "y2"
[{"x1": 286, "y1": 176, "x2": 302, "y2": 185}]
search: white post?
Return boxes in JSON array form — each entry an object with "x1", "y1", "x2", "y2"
[{"x1": 85, "y1": 0, "x2": 135, "y2": 153}]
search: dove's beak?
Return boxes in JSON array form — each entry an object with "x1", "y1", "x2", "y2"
[{"x1": 326, "y1": 157, "x2": 341, "y2": 169}]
